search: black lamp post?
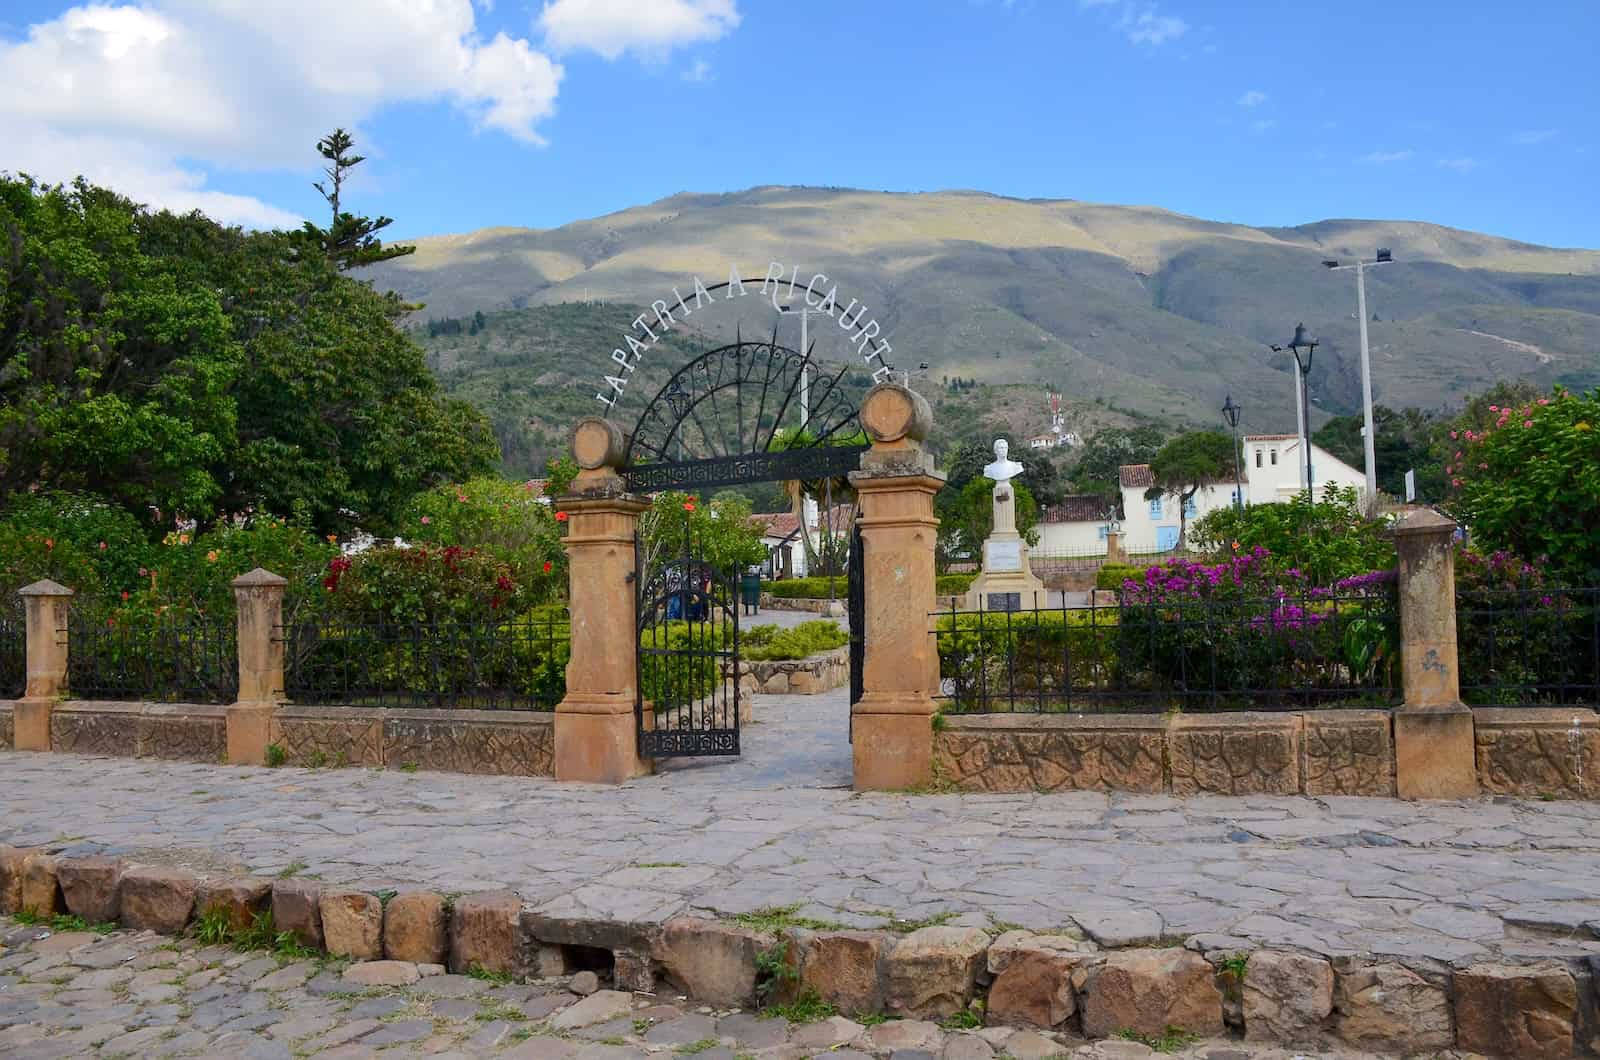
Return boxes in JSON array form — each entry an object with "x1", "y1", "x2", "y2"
[
  {"x1": 1269, "y1": 323, "x2": 1317, "y2": 497},
  {"x1": 1221, "y1": 393, "x2": 1243, "y2": 510}
]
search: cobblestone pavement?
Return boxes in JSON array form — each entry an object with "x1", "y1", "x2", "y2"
[
  {"x1": 0, "y1": 919, "x2": 1433, "y2": 1059},
  {"x1": 5, "y1": 689, "x2": 1600, "y2": 970}
]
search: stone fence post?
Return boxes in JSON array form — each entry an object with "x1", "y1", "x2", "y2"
[
  {"x1": 554, "y1": 418, "x2": 652, "y2": 783},
  {"x1": 1391, "y1": 509, "x2": 1478, "y2": 799},
  {"x1": 15, "y1": 580, "x2": 74, "y2": 751},
  {"x1": 1105, "y1": 530, "x2": 1126, "y2": 566},
  {"x1": 848, "y1": 384, "x2": 946, "y2": 791},
  {"x1": 227, "y1": 568, "x2": 287, "y2": 765}
]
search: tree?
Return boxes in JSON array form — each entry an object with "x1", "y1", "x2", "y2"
[
  {"x1": 1314, "y1": 406, "x2": 1429, "y2": 497},
  {"x1": 301, "y1": 128, "x2": 416, "y2": 272},
  {"x1": 1066, "y1": 425, "x2": 1167, "y2": 498},
  {"x1": 936, "y1": 478, "x2": 1040, "y2": 573},
  {"x1": 1145, "y1": 430, "x2": 1237, "y2": 549}
]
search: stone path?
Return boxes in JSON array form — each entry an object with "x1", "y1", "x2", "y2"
[
  {"x1": 5, "y1": 689, "x2": 1600, "y2": 971},
  {"x1": 0, "y1": 919, "x2": 1431, "y2": 1058}
]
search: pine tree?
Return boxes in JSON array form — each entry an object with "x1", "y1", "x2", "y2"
[{"x1": 302, "y1": 128, "x2": 416, "y2": 271}]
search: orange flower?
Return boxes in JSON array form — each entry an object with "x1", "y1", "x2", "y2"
[
  {"x1": 555, "y1": 511, "x2": 569, "y2": 522},
  {"x1": 684, "y1": 502, "x2": 696, "y2": 512},
  {"x1": 205, "y1": 550, "x2": 219, "y2": 563},
  {"x1": 44, "y1": 538, "x2": 54, "y2": 550}
]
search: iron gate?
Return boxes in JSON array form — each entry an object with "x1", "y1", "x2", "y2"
[{"x1": 636, "y1": 525, "x2": 741, "y2": 757}]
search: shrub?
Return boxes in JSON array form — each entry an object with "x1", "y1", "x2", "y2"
[
  {"x1": 936, "y1": 573, "x2": 976, "y2": 596},
  {"x1": 1095, "y1": 564, "x2": 1147, "y2": 591},
  {"x1": 1454, "y1": 547, "x2": 1594, "y2": 704},
  {"x1": 406, "y1": 475, "x2": 564, "y2": 602},
  {"x1": 0, "y1": 490, "x2": 154, "y2": 599},
  {"x1": 935, "y1": 609, "x2": 1120, "y2": 711},
  {"x1": 318, "y1": 544, "x2": 536, "y2": 622},
  {"x1": 1189, "y1": 485, "x2": 1395, "y2": 586},
  {"x1": 743, "y1": 620, "x2": 848, "y2": 661},
  {"x1": 763, "y1": 577, "x2": 849, "y2": 599}
]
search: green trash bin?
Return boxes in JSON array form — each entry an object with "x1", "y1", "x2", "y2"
[{"x1": 740, "y1": 572, "x2": 762, "y2": 615}]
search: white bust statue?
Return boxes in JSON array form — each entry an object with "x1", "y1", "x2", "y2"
[{"x1": 982, "y1": 438, "x2": 1024, "y2": 483}]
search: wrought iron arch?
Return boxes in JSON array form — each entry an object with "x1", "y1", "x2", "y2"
[{"x1": 621, "y1": 336, "x2": 870, "y2": 492}]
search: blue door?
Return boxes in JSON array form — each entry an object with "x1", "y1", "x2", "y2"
[{"x1": 1156, "y1": 526, "x2": 1180, "y2": 552}]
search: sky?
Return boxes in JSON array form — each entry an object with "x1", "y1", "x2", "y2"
[{"x1": 2, "y1": 0, "x2": 1596, "y2": 247}]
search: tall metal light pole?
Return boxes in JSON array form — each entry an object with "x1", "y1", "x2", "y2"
[
  {"x1": 775, "y1": 302, "x2": 814, "y2": 431},
  {"x1": 1221, "y1": 394, "x2": 1243, "y2": 509},
  {"x1": 1323, "y1": 249, "x2": 1394, "y2": 504},
  {"x1": 1270, "y1": 324, "x2": 1318, "y2": 497}
]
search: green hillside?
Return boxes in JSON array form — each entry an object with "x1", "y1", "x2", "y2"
[{"x1": 376, "y1": 186, "x2": 1600, "y2": 464}]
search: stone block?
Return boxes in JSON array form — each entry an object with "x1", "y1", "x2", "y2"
[
  {"x1": 120, "y1": 866, "x2": 199, "y2": 933},
  {"x1": 882, "y1": 926, "x2": 990, "y2": 1018},
  {"x1": 799, "y1": 930, "x2": 886, "y2": 1013},
  {"x1": 321, "y1": 890, "x2": 384, "y2": 960},
  {"x1": 0, "y1": 704, "x2": 12, "y2": 748},
  {"x1": 1454, "y1": 962, "x2": 1576, "y2": 1059},
  {"x1": 935, "y1": 716, "x2": 1167, "y2": 794},
  {"x1": 853, "y1": 705, "x2": 935, "y2": 792},
  {"x1": 383, "y1": 709, "x2": 555, "y2": 777},
  {"x1": 196, "y1": 877, "x2": 272, "y2": 933},
  {"x1": 1081, "y1": 948, "x2": 1224, "y2": 1040},
  {"x1": 13, "y1": 699, "x2": 54, "y2": 751},
  {"x1": 1395, "y1": 706, "x2": 1478, "y2": 799},
  {"x1": 20, "y1": 853, "x2": 64, "y2": 917},
  {"x1": 56, "y1": 856, "x2": 123, "y2": 924},
  {"x1": 141, "y1": 704, "x2": 227, "y2": 761},
  {"x1": 550, "y1": 989, "x2": 633, "y2": 1030},
  {"x1": 985, "y1": 934, "x2": 1095, "y2": 1030},
  {"x1": 1301, "y1": 710, "x2": 1394, "y2": 796},
  {"x1": 51, "y1": 702, "x2": 141, "y2": 756},
  {"x1": 0, "y1": 846, "x2": 31, "y2": 915},
  {"x1": 1239, "y1": 950, "x2": 1332, "y2": 1042},
  {"x1": 450, "y1": 890, "x2": 524, "y2": 977},
  {"x1": 762, "y1": 672, "x2": 790, "y2": 695},
  {"x1": 384, "y1": 891, "x2": 448, "y2": 965},
  {"x1": 1333, "y1": 962, "x2": 1452, "y2": 1054},
  {"x1": 1169, "y1": 713, "x2": 1300, "y2": 796},
  {"x1": 1474, "y1": 708, "x2": 1600, "y2": 799},
  {"x1": 613, "y1": 949, "x2": 656, "y2": 993},
  {"x1": 270, "y1": 706, "x2": 385, "y2": 768},
  {"x1": 272, "y1": 879, "x2": 323, "y2": 949},
  {"x1": 344, "y1": 960, "x2": 421, "y2": 987},
  {"x1": 656, "y1": 916, "x2": 763, "y2": 1007}
]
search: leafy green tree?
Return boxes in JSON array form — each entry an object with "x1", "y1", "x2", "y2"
[
  {"x1": 300, "y1": 128, "x2": 416, "y2": 272},
  {"x1": 1065, "y1": 425, "x2": 1167, "y2": 498},
  {"x1": 1449, "y1": 387, "x2": 1600, "y2": 582},
  {"x1": 637, "y1": 491, "x2": 768, "y2": 581},
  {"x1": 406, "y1": 475, "x2": 564, "y2": 601},
  {"x1": 936, "y1": 478, "x2": 1040, "y2": 573},
  {"x1": 1190, "y1": 485, "x2": 1396, "y2": 586},
  {"x1": 1314, "y1": 406, "x2": 1432, "y2": 497},
  {"x1": 1145, "y1": 431, "x2": 1237, "y2": 549}
]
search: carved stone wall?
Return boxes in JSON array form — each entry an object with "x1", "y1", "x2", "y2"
[
  {"x1": 1302, "y1": 711, "x2": 1394, "y2": 796},
  {"x1": 49, "y1": 701, "x2": 225, "y2": 762},
  {"x1": 1, "y1": 703, "x2": 14, "y2": 749},
  {"x1": 936, "y1": 715, "x2": 1166, "y2": 793},
  {"x1": 270, "y1": 706, "x2": 384, "y2": 768},
  {"x1": 385, "y1": 709, "x2": 554, "y2": 776},
  {"x1": 1169, "y1": 713, "x2": 1301, "y2": 796},
  {"x1": 1475, "y1": 707, "x2": 1599, "y2": 799}
]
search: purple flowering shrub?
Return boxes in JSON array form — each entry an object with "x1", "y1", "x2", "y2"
[{"x1": 1454, "y1": 547, "x2": 1596, "y2": 705}]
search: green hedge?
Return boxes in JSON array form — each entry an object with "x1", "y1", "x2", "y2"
[
  {"x1": 937, "y1": 573, "x2": 976, "y2": 596},
  {"x1": 935, "y1": 610, "x2": 1120, "y2": 711},
  {"x1": 1095, "y1": 564, "x2": 1148, "y2": 591},
  {"x1": 744, "y1": 620, "x2": 848, "y2": 661},
  {"x1": 763, "y1": 573, "x2": 975, "y2": 598}
]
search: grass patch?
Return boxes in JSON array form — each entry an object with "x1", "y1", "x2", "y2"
[
  {"x1": 399, "y1": 762, "x2": 419, "y2": 774},
  {"x1": 477, "y1": 999, "x2": 528, "y2": 1022},
  {"x1": 264, "y1": 743, "x2": 287, "y2": 768},
  {"x1": 732, "y1": 903, "x2": 844, "y2": 933},
  {"x1": 852, "y1": 1011, "x2": 888, "y2": 1026},
  {"x1": 676, "y1": 1039, "x2": 721, "y2": 1055},
  {"x1": 762, "y1": 990, "x2": 837, "y2": 1024},
  {"x1": 192, "y1": 908, "x2": 233, "y2": 946},
  {"x1": 878, "y1": 911, "x2": 958, "y2": 933},
  {"x1": 754, "y1": 940, "x2": 797, "y2": 1005},
  {"x1": 467, "y1": 962, "x2": 514, "y2": 985},
  {"x1": 276, "y1": 861, "x2": 309, "y2": 879},
  {"x1": 1115, "y1": 1026, "x2": 1201, "y2": 1054},
  {"x1": 941, "y1": 1007, "x2": 983, "y2": 1030}
]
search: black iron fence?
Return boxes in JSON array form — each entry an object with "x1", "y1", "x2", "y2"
[
  {"x1": 281, "y1": 608, "x2": 570, "y2": 711},
  {"x1": 1, "y1": 601, "x2": 24, "y2": 699},
  {"x1": 1457, "y1": 587, "x2": 1600, "y2": 707},
  {"x1": 65, "y1": 603, "x2": 238, "y2": 704},
  {"x1": 933, "y1": 588, "x2": 1402, "y2": 714}
]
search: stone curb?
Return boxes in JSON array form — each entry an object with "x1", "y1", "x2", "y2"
[{"x1": 0, "y1": 843, "x2": 1589, "y2": 1058}]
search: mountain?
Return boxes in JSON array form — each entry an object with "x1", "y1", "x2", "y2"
[{"x1": 365, "y1": 186, "x2": 1600, "y2": 471}]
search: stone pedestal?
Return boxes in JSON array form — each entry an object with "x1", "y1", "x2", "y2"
[
  {"x1": 966, "y1": 486, "x2": 1045, "y2": 611},
  {"x1": 849, "y1": 384, "x2": 945, "y2": 791},
  {"x1": 1105, "y1": 531, "x2": 1126, "y2": 566},
  {"x1": 227, "y1": 568, "x2": 287, "y2": 766},
  {"x1": 15, "y1": 580, "x2": 73, "y2": 752},
  {"x1": 1391, "y1": 509, "x2": 1477, "y2": 799},
  {"x1": 554, "y1": 418, "x2": 652, "y2": 784}
]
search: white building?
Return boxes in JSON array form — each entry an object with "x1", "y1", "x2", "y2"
[
  {"x1": 1241, "y1": 434, "x2": 1367, "y2": 505},
  {"x1": 1117, "y1": 464, "x2": 1238, "y2": 553},
  {"x1": 749, "y1": 504, "x2": 855, "y2": 579},
  {"x1": 1034, "y1": 495, "x2": 1118, "y2": 556}
]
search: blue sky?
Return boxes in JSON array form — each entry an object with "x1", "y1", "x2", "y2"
[{"x1": 2, "y1": 1, "x2": 1595, "y2": 246}]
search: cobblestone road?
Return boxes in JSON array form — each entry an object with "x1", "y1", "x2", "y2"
[
  {"x1": 4, "y1": 689, "x2": 1600, "y2": 973},
  {"x1": 0, "y1": 920, "x2": 1428, "y2": 1058}
]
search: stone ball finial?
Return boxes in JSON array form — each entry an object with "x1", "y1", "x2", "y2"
[
  {"x1": 860, "y1": 383, "x2": 932, "y2": 444},
  {"x1": 571, "y1": 417, "x2": 628, "y2": 470}
]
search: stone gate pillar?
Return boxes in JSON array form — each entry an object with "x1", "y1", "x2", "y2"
[
  {"x1": 848, "y1": 384, "x2": 945, "y2": 791},
  {"x1": 15, "y1": 580, "x2": 73, "y2": 751},
  {"x1": 1391, "y1": 508, "x2": 1477, "y2": 799},
  {"x1": 554, "y1": 417, "x2": 653, "y2": 783},
  {"x1": 227, "y1": 568, "x2": 287, "y2": 766}
]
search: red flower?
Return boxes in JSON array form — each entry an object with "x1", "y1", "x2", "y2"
[
  {"x1": 543, "y1": 560, "x2": 553, "y2": 573},
  {"x1": 684, "y1": 502, "x2": 696, "y2": 512},
  {"x1": 98, "y1": 541, "x2": 107, "y2": 550},
  {"x1": 555, "y1": 511, "x2": 569, "y2": 522},
  {"x1": 120, "y1": 590, "x2": 129, "y2": 601}
]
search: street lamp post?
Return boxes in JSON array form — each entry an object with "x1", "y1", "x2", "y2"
[
  {"x1": 1270, "y1": 324, "x2": 1318, "y2": 498},
  {"x1": 1221, "y1": 393, "x2": 1243, "y2": 510},
  {"x1": 1323, "y1": 249, "x2": 1394, "y2": 504}
]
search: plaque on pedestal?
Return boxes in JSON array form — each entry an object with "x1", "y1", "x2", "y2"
[{"x1": 984, "y1": 539, "x2": 1023, "y2": 573}]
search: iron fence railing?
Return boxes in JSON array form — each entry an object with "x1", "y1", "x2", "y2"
[
  {"x1": 65, "y1": 603, "x2": 238, "y2": 704},
  {"x1": 1, "y1": 601, "x2": 24, "y2": 699},
  {"x1": 1457, "y1": 587, "x2": 1600, "y2": 708},
  {"x1": 932, "y1": 586, "x2": 1402, "y2": 714},
  {"x1": 281, "y1": 609, "x2": 570, "y2": 711}
]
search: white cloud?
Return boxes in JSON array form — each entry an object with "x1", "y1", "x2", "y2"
[
  {"x1": 1077, "y1": 1, "x2": 1188, "y2": 46},
  {"x1": 539, "y1": 0, "x2": 739, "y2": 60},
  {"x1": 683, "y1": 58, "x2": 713, "y2": 83},
  {"x1": 1237, "y1": 89, "x2": 1267, "y2": 107},
  {"x1": 1437, "y1": 157, "x2": 1480, "y2": 172},
  {"x1": 1359, "y1": 149, "x2": 1414, "y2": 164},
  {"x1": 0, "y1": 1, "x2": 563, "y2": 227},
  {"x1": 1511, "y1": 128, "x2": 1558, "y2": 145},
  {"x1": 1250, "y1": 119, "x2": 1277, "y2": 134}
]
